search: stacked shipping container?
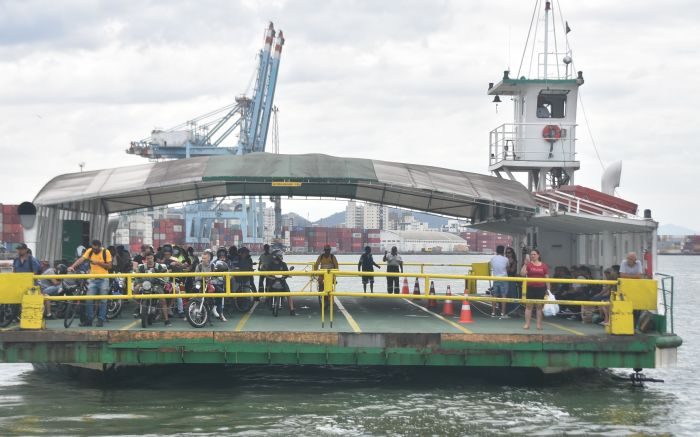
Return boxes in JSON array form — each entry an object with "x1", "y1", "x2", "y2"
[
  {"x1": 152, "y1": 218, "x2": 186, "y2": 250},
  {"x1": 1, "y1": 204, "x2": 24, "y2": 248}
]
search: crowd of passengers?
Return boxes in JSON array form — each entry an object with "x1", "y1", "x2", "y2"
[
  {"x1": 11, "y1": 239, "x2": 647, "y2": 330},
  {"x1": 489, "y1": 245, "x2": 648, "y2": 331},
  {"x1": 11, "y1": 240, "x2": 295, "y2": 326}
]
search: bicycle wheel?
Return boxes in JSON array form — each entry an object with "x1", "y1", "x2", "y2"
[{"x1": 64, "y1": 302, "x2": 77, "y2": 328}]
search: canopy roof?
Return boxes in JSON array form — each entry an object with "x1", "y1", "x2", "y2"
[{"x1": 33, "y1": 153, "x2": 536, "y2": 220}]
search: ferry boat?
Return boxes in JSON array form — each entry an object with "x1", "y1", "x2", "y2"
[{"x1": 0, "y1": 1, "x2": 681, "y2": 378}]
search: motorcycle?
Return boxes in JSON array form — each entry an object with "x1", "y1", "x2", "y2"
[
  {"x1": 106, "y1": 277, "x2": 126, "y2": 320},
  {"x1": 185, "y1": 280, "x2": 216, "y2": 328},
  {"x1": 266, "y1": 266, "x2": 294, "y2": 317},
  {"x1": 223, "y1": 269, "x2": 254, "y2": 318},
  {"x1": 138, "y1": 279, "x2": 165, "y2": 328}
]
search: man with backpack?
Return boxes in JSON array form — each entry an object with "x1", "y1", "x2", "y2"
[{"x1": 68, "y1": 239, "x2": 112, "y2": 327}]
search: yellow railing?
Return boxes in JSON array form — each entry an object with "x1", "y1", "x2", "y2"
[{"x1": 2, "y1": 268, "x2": 653, "y2": 334}]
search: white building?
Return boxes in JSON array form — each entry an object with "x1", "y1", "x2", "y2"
[
  {"x1": 364, "y1": 203, "x2": 389, "y2": 230},
  {"x1": 443, "y1": 219, "x2": 470, "y2": 234},
  {"x1": 380, "y1": 230, "x2": 468, "y2": 253},
  {"x1": 399, "y1": 214, "x2": 429, "y2": 231},
  {"x1": 345, "y1": 201, "x2": 364, "y2": 228},
  {"x1": 263, "y1": 207, "x2": 276, "y2": 244}
]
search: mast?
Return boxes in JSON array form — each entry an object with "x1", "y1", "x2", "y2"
[{"x1": 543, "y1": 1, "x2": 550, "y2": 80}]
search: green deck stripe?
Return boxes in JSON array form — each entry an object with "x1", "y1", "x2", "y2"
[
  {"x1": 402, "y1": 299, "x2": 472, "y2": 334},
  {"x1": 235, "y1": 301, "x2": 258, "y2": 332}
]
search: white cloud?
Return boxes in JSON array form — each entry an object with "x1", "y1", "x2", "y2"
[{"x1": 0, "y1": 0, "x2": 698, "y2": 229}]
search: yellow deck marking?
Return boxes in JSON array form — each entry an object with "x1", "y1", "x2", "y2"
[
  {"x1": 334, "y1": 297, "x2": 361, "y2": 333},
  {"x1": 403, "y1": 299, "x2": 472, "y2": 334},
  {"x1": 119, "y1": 319, "x2": 141, "y2": 330},
  {"x1": 0, "y1": 325, "x2": 18, "y2": 332},
  {"x1": 235, "y1": 301, "x2": 259, "y2": 332},
  {"x1": 544, "y1": 321, "x2": 585, "y2": 336}
]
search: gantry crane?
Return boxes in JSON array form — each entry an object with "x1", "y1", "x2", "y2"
[{"x1": 126, "y1": 23, "x2": 284, "y2": 159}]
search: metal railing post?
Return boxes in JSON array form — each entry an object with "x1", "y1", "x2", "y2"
[{"x1": 324, "y1": 270, "x2": 334, "y2": 328}]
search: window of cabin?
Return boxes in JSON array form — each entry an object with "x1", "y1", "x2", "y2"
[{"x1": 537, "y1": 93, "x2": 567, "y2": 118}]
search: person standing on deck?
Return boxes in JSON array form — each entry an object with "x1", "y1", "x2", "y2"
[
  {"x1": 489, "y1": 245, "x2": 509, "y2": 318},
  {"x1": 383, "y1": 246, "x2": 403, "y2": 294},
  {"x1": 358, "y1": 246, "x2": 381, "y2": 293},
  {"x1": 520, "y1": 248, "x2": 549, "y2": 330},
  {"x1": 619, "y1": 252, "x2": 644, "y2": 278},
  {"x1": 258, "y1": 244, "x2": 274, "y2": 297},
  {"x1": 68, "y1": 239, "x2": 112, "y2": 327},
  {"x1": 314, "y1": 244, "x2": 339, "y2": 292}
]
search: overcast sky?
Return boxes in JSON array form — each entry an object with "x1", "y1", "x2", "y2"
[{"x1": 0, "y1": 0, "x2": 698, "y2": 230}]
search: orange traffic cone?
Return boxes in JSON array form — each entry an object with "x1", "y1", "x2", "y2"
[
  {"x1": 401, "y1": 278, "x2": 410, "y2": 295},
  {"x1": 441, "y1": 285, "x2": 454, "y2": 316},
  {"x1": 459, "y1": 289, "x2": 474, "y2": 324},
  {"x1": 413, "y1": 278, "x2": 421, "y2": 301},
  {"x1": 428, "y1": 281, "x2": 438, "y2": 309}
]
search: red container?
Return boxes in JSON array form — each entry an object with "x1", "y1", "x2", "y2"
[
  {"x1": 2, "y1": 205, "x2": 17, "y2": 215},
  {"x1": 3, "y1": 214, "x2": 19, "y2": 225}
]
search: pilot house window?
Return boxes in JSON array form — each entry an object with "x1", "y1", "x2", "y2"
[{"x1": 537, "y1": 93, "x2": 567, "y2": 119}]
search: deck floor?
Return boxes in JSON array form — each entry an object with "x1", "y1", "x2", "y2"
[{"x1": 35, "y1": 296, "x2": 606, "y2": 337}]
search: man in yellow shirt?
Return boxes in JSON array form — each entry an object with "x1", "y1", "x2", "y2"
[{"x1": 68, "y1": 239, "x2": 112, "y2": 327}]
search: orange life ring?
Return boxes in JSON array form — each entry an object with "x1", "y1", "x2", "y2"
[{"x1": 542, "y1": 125, "x2": 561, "y2": 142}]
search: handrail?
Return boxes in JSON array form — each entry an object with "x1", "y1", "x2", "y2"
[
  {"x1": 20, "y1": 269, "x2": 635, "y2": 331},
  {"x1": 655, "y1": 272, "x2": 674, "y2": 333}
]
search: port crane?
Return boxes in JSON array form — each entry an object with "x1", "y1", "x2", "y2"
[
  {"x1": 126, "y1": 23, "x2": 284, "y2": 159},
  {"x1": 125, "y1": 23, "x2": 285, "y2": 247}
]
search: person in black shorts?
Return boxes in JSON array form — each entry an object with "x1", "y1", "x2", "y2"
[{"x1": 358, "y1": 246, "x2": 381, "y2": 293}]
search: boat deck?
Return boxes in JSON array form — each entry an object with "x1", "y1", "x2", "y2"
[
  {"x1": 31, "y1": 296, "x2": 603, "y2": 336},
  {"x1": 0, "y1": 296, "x2": 678, "y2": 369}
]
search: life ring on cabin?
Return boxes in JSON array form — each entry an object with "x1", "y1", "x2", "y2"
[{"x1": 542, "y1": 125, "x2": 562, "y2": 143}]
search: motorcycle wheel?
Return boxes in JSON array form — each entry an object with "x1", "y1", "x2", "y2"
[
  {"x1": 185, "y1": 299, "x2": 208, "y2": 328},
  {"x1": 140, "y1": 301, "x2": 148, "y2": 328},
  {"x1": 106, "y1": 297, "x2": 123, "y2": 320},
  {"x1": 234, "y1": 285, "x2": 253, "y2": 313},
  {"x1": 64, "y1": 302, "x2": 77, "y2": 328}
]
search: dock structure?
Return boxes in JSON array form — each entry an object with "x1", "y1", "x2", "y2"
[{"x1": 0, "y1": 289, "x2": 681, "y2": 370}]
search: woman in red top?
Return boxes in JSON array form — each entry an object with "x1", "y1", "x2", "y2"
[{"x1": 520, "y1": 248, "x2": 549, "y2": 330}]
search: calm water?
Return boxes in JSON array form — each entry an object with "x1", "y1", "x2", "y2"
[{"x1": 0, "y1": 254, "x2": 697, "y2": 436}]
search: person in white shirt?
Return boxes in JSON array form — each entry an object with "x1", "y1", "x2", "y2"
[
  {"x1": 382, "y1": 247, "x2": 403, "y2": 294},
  {"x1": 489, "y1": 245, "x2": 510, "y2": 318},
  {"x1": 620, "y1": 252, "x2": 644, "y2": 278}
]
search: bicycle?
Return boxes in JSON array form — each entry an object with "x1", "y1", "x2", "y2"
[{"x1": 63, "y1": 279, "x2": 89, "y2": 328}]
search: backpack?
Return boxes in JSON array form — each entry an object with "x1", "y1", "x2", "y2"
[{"x1": 84, "y1": 248, "x2": 112, "y2": 272}]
